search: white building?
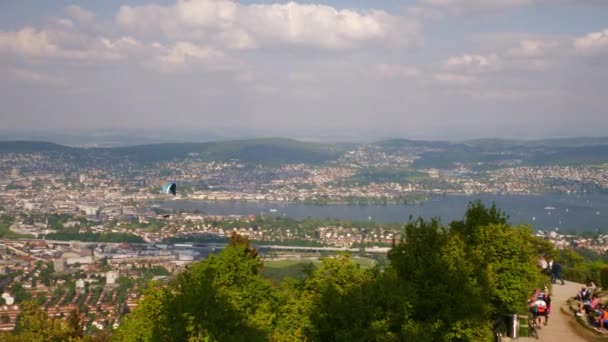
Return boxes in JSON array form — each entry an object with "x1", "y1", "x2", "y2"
[
  {"x1": 106, "y1": 270, "x2": 119, "y2": 285},
  {"x1": 66, "y1": 256, "x2": 93, "y2": 265},
  {"x1": 54, "y1": 258, "x2": 67, "y2": 272},
  {"x1": 1, "y1": 293, "x2": 14, "y2": 305}
]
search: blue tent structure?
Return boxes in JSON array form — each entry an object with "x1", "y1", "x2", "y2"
[{"x1": 161, "y1": 182, "x2": 176, "y2": 196}]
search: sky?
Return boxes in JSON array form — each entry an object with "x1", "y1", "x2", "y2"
[{"x1": 0, "y1": 0, "x2": 607, "y2": 141}]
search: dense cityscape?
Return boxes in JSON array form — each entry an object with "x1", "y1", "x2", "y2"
[{"x1": 0, "y1": 139, "x2": 608, "y2": 334}]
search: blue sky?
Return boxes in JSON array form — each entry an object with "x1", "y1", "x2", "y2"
[{"x1": 0, "y1": 0, "x2": 607, "y2": 141}]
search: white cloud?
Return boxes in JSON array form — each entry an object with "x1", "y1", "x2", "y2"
[
  {"x1": 444, "y1": 53, "x2": 500, "y2": 72},
  {"x1": 507, "y1": 39, "x2": 559, "y2": 57},
  {"x1": 147, "y1": 41, "x2": 246, "y2": 73},
  {"x1": 0, "y1": 27, "x2": 60, "y2": 58},
  {"x1": 434, "y1": 72, "x2": 478, "y2": 85},
  {"x1": 65, "y1": 5, "x2": 96, "y2": 25},
  {"x1": 574, "y1": 28, "x2": 608, "y2": 55},
  {"x1": 375, "y1": 64, "x2": 419, "y2": 79},
  {"x1": 0, "y1": 26, "x2": 144, "y2": 62},
  {"x1": 159, "y1": 41, "x2": 224, "y2": 66},
  {"x1": 117, "y1": 0, "x2": 418, "y2": 50}
]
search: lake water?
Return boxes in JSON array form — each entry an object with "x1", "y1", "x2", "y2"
[{"x1": 159, "y1": 193, "x2": 608, "y2": 232}]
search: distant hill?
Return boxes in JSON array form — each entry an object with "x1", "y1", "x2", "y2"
[
  {"x1": 0, "y1": 141, "x2": 73, "y2": 153},
  {"x1": 0, "y1": 138, "x2": 348, "y2": 165},
  {"x1": 525, "y1": 145, "x2": 608, "y2": 166},
  {"x1": 107, "y1": 138, "x2": 348, "y2": 164},
  {"x1": 372, "y1": 138, "x2": 451, "y2": 149},
  {"x1": 3, "y1": 137, "x2": 608, "y2": 167},
  {"x1": 465, "y1": 137, "x2": 608, "y2": 149}
]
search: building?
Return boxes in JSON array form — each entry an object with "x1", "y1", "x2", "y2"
[
  {"x1": 106, "y1": 271, "x2": 119, "y2": 285},
  {"x1": 54, "y1": 258, "x2": 67, "y2": 273},
  {"x1": 75, "y1": 279, "x2": 86, "y2": 294},
  {"x1": 1, "y1": 293, "x2": 14, "y2": 306}
]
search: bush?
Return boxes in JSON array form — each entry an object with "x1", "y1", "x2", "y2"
[{"x1": 600, "y1": 266, "x2": 608, "y2": 289}]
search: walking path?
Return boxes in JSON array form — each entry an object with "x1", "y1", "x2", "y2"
[{"x1": 514, "y1": 280, "x2": 589, "y2": 342}]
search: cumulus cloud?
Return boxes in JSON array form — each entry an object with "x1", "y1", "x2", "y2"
[
  {"x1": 574, "y1": 28, "x2": 608, "y2": 55},
  {"x1": 65, "y1": 5, "x2": 96, "y2": 25},
  {"x1": 0, "y1": 26, "x2": 142, "y2": 62},
  {"x1": 444, "y1": 53, "x2": 500, "y2": 72},
  {"x1": 157, "y1": 42, "x2": 223, "y2": 66},
  {"x1": 0, "y1": 27, "x2": 60, "y2": 58},
  {"x1": 146, "y1": 41, "x2": 246, "y2": 73},
  {"x1": 117, "y1": 0, "x2": 418, "y2": 50},
  {"x1": 507, "y1": 39, "x2": 560, "y2": 57}
]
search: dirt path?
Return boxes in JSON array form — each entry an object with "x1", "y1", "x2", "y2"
[{"x1": 514, "y1": 280, "x2": 590, "y2": 342}]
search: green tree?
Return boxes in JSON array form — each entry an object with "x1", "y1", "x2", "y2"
[
  {"x1": 389, "y1": 218, "x2": 489, "y2": 341},
  {"x1": 8, "y1": 300, "x2": 71, "y2": 342},
  {"x1": 115, "y1": 234, "x2": 275, "y2": 341}
]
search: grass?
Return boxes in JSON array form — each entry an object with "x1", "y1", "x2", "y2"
[
  {"x1": 261, "y1": 256, "x2": 377, "y2": 284},
  {"x1": 0, "y1": 223, "x2": 33, "y2": 239}
]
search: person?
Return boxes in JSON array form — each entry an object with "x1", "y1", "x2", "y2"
[
  {"x1": 543, "y1": 291, "x2": 552, "y2": 325},
  {"x1": 577, "y1": 286, "x2": 590, "y2": 301},
  {"x1": 596, "y1": 306, "x2": 608, "y2": 331},
  {"x1": 538, "y1": 256, "x2": 548, "y2": 273},
  {"x1": 583, "y1": 296, "x2": 600, "y2": 314},
  {"x1": 551, "y1": 261, "x2": 565, "y2": 285},
  {"x1": 529, "y1": 296, "x2": 547, "y2": 327}
]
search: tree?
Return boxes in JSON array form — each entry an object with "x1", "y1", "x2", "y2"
[
  {"x1": 9, "y1": 300, "x2": 71, "y2": 341},
  {"x1": 9, "y1": 283, "x2": 31, "y2": 303},
  {"x1": 389, "y1": 218, "x2": 490, "y2": 341},
  {"x1": 116, "y1": 233, "x2": 275, "y2": 341},
  {"x1": 66, "y1": 310, "x2": 83, "y2": 339}
]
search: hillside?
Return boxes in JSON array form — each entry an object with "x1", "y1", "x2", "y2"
[
  {"x1": 3, "y1": 137, "x2": 608, "y2": 167},
  {"x1": 0, "y1": 138, "x2": 349, "y2": 165}
]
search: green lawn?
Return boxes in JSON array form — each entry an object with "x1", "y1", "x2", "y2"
[{"x1": 261, "y1": 256, "x2": 377, "y2": 284}]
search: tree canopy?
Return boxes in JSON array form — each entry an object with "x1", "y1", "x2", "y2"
[{"x1": 2, "y1": 202, "x2": 547, "y2": 342}]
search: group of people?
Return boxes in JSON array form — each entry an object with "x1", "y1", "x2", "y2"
[
  {"x1": 574, "y1": 282, "x2": 608, "y2": 331},
  {"x1": 528, "y1": 287, "x2": 552, "y2": 327},
  {"x1": 537, "y1": 255, "x2": 565, "y2": 285}
]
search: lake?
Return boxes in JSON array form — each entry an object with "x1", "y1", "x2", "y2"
[{"x1": 159, "y1": 193, "x2": 608, "y2": 232}]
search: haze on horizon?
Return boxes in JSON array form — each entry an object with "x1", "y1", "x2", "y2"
[{"x1": 1, "y1": 0, "x2": 607, "y2": 141}]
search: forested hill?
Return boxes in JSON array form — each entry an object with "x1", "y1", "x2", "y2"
[
  {"x1": 107, "y1": 138, "x2": 350, "y2": 163},
  {"x1": 0, "y1": 141, "x2": 73, "y2": 153},
  {"x1": 0, "y1": 138, "x2": 350, "y2": 165},
  {"x1": 2, "y1": 136, "x2": 608, "y2": 167}
]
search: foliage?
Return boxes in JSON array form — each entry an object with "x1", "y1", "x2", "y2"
[
  {"x1": 2, "y1": 300, "x2": 70, "y2": 342},
  {"x1": 115, "y1": 235, "x2": 276, "y2": 341},
  {"x1": 104, "y1": 202, "x2": 548, "y2": 341},
  {"x1": 0, "y1": 215, "x2": 32, "y2": 239},
  {"x1": 44, "y1": 231, "x2": 144, "y2": 243},
  {"x1": 336, "y1": 167, "x2": 428, "y2": 186},
  {"x1": 600, "y1": 266, "x2": 608, "y2": 290}
]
